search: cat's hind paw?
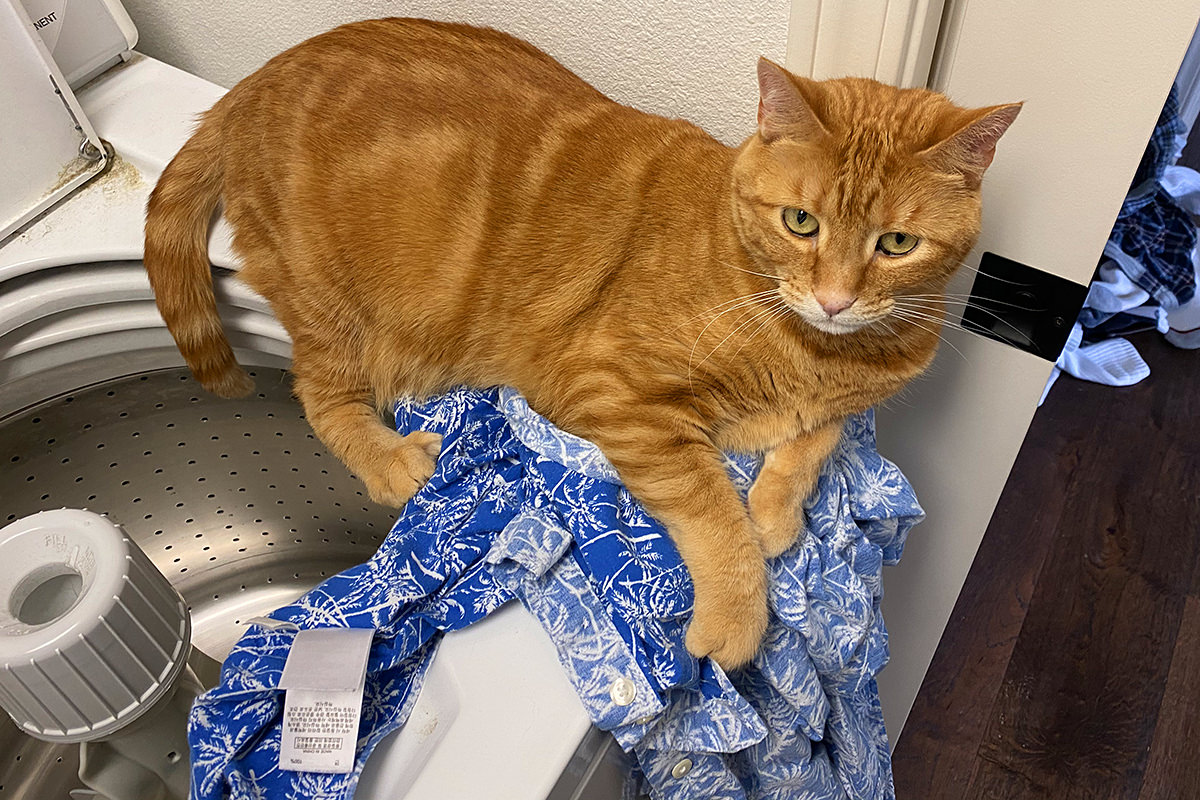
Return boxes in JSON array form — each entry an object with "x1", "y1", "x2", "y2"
[{"x1": 358, "y1": 431, "x2": 442, "y2": 507}]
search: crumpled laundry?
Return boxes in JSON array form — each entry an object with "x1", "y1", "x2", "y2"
[
  {"x1": 1049, "y1": 83, "x2": 1200, "y2": 398},
  {"x1": 187, "y1": 387, "x2": 922, "y2": 800},
  {"x1": 1164, "y1": 167, "x2": 1200, "y2": 349},
  {"x1": 1040, "y1": 322, "x2": 1152, "y2": 404}
]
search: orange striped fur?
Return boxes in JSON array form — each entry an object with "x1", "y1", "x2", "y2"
[{"x1": 144, "y1": 18, "x2": 1019, "y2": 667}]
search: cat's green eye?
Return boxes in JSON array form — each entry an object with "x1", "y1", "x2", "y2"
[
  {"x1": 877, "y1": 232, "x2": 919, "y2": 256},
  {"x1": 782, "y1": 208, "x2": 819, "y2": 237}
]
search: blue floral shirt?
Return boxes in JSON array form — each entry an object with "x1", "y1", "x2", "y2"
[{"x1": 188, "y1": 387, "x2": 922, "y2": 800}]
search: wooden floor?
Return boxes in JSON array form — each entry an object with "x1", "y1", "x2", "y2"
[{"x1": 892, "y1": 331, "x2": 1200, "y2": 799}]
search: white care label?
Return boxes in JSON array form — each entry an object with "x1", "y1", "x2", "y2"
[{"x1": 278, "y1": 627, "x2": 374, "y2": 774}]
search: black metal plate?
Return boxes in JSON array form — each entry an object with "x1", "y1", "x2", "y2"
[{"x1": 961, "y1": 251, "x2": 1089, "y2": 361}]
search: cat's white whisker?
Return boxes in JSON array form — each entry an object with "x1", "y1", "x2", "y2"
[
  {"x1": 687, "y1": 294, "x2": 784, "y2": 398},
  {"x1": 687, "y1": 294, "x2": 779, "y2": 357},
  {"x1": 719, "y1": 260, "x2": 785, "y2": 282},
  {"x1": 880, "y1": 318, "x2": 937, "y2": 357},
  {"x1": 950, "y1": 262, "x2": 1037, "y2": 288},
  {"x1": 890, "y1": 310, "x2": 953, "y2": 332},
  {"x1": 733, "y1": 300, "x2": 793, "y2": 357},
  {"x1": 904, "y1": 297, "x2": 1047, "y2": 334},
  {"x1": 692, "y1": 298, "x2": 786, "y2": 376},
  {"x1": 698, "y1": 304, "x2": 783, "y2": 368},
  {"x1": 886, "y1": 310, "x2": 969, "y2": 361},
  {"x1": 668, "y1": 290, "x2": 781, "y2": 336},
  {"x1": 891, "y1": 306, "x2": 969, "y2": 333},
  {"x1": 894, "y1": 298, "x2": 1036, "y2": 347},
  {"x1": 893, "y1": 305, "x2": 1032, "y2": 354},
  {"x1": 898, "y1": 293, "x2": 1042, "y2": 313}
]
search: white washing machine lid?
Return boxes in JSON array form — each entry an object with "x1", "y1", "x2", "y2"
[
  {"x1": 22, "y1": 0, "x2": 140, "y2": 89},
  {"x1": 0, "y1": 0, "x2": 110, "y2": 242},
  {"x1": 0, "y1": 51, "x2": 237, "y2": 278},
  {"x1": 0, "y1": 53, "x2": 279, "y2": 413},
  {"x1": 0, "y1": 48, "x2": 598, "y2": 800}
]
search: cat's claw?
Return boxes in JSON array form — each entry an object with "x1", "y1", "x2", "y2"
[{"x1": 360, "y1": 431, "x2": 443, "y2": 507}]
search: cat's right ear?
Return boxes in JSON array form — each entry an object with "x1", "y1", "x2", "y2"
[
  {"x1": 756, "y1": 58, "x2": 829, "y2": 143},
  {"x1": 920, "y1": 103, "x2": 1023, "y2": 189}
]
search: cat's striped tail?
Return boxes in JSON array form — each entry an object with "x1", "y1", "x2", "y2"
[{"x1": 144, "y1": 103, "x2": 254, "y2": 398}]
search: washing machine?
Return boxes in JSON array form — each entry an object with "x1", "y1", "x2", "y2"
[{"x1": 0, "y1": 1, "x2": 627, "y2": 797}]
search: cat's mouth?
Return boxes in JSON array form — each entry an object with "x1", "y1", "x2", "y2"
[
  {"x1": 778, "y1": 285, "x2": 874, "y2": 335},
  {"x1": 799, "y1": 313, "x2": 870, "y2": 335}
]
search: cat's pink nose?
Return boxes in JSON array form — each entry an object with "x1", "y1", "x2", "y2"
[{"x1": 814, "y1": 291, "x2": 857, "y2": 317}]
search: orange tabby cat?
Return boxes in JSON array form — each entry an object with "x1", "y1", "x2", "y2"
[{"x1": 144, "y1": 18, "x2": 1019, "y2": 668}]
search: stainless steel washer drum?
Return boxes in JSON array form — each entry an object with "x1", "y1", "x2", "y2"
[{"x1": 0, "y1": 363, "x2": 398, "y2": 797}]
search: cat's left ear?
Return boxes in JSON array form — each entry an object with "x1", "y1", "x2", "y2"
[{"x1": 921, "y1": 103, "x2": 1023, "y2": 188}]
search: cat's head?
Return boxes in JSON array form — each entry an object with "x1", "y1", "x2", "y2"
[{"x1": 730, "y1": 59, "x2": 1020, "y2": 336}]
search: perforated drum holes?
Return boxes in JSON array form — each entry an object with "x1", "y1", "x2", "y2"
[{"x1": 0, "y1": 368, "x2": 399, "y2": 796}]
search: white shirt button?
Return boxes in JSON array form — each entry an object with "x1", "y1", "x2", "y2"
[
  {"x1": 671, "y1": 758, "x2": 693, "y2": 779},
  {"x1": 609, "y1": 677, "x2": 636, "y2": 706}
]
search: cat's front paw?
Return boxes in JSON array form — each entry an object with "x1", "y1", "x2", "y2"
[
  {"x1": 358, "y1": 431, "x2": 442, "y2": 507},
  {"x1": 685, "y1": 562, "x2": 768, "y2": 670},
  {"x1": 748, "y1": 476, "x2": 807, "y2": 558}
]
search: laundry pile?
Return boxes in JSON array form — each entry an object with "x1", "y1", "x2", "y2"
[
  {"x1": 188, "y1": 387, "x2": 922, "y2": 800},
  {"x1": 1046, "y1": 84, "x2": 1200, "y2": 400}
]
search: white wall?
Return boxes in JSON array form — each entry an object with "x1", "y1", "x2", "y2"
[{"x1": 120, "y1": 0, "x2": 788, "y2": 146}]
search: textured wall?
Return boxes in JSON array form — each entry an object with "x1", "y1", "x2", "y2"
[{"x1": 120, "y1": 0, "x2": 788, "y2": 145}]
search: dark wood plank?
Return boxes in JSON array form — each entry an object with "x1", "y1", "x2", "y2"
[
  {"x1": 896, "y1": 332, "x2": 1200, "y2": 799},
  {"x1": 972, "y1": 564, "x2": 1185, "y2": 798},
  {"x1": 1138, "y1": 596, "x2": 1200, "y2": 800},
  {"x1": 892, "y1": 379, "x2": 1096, "y2": 798},
  {"x1": 970, "y1": 352, "x2": 1200, "y2": 797},
  {"x1": 965, "y1": 755, "x2": 1055, "y2": 800}
]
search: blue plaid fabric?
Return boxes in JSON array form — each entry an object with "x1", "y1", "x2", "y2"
[
  {"x1": 1080, "y1": 83, "x2": 1197, "y2": 336},
  {"x1": 188, "y1": 387, "x2": 922, "y2": 800}
]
